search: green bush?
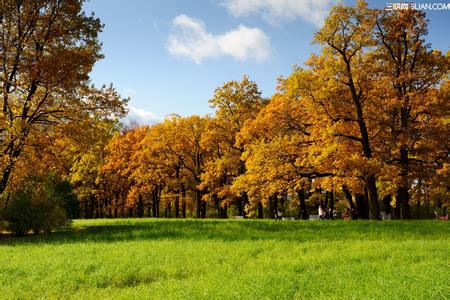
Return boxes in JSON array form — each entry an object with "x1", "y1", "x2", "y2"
[{"x1": 1, "y1": 176, "x2": 72, "y2": 235}]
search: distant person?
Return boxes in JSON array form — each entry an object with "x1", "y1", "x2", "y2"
[
  {"x1": 318, "y1": 206, "x2": 324, "y2": 220},
  {"x1": 332, "y1": 209, "x2": 337, "y2": 220},
  {"x1": 274, "y1": 209, "x2": 282, "y2": 221}
]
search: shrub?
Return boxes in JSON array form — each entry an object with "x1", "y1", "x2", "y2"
[{"x1": 1, "y1": 176, "x2": 72, "y2": 235}]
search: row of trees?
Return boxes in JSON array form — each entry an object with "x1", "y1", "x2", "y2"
[
  {"x1": 88, "y1": 3, "x2": 447, "y2": 220},
  {"x1": 1, "y1": 1, "x2": 448, "y2": 225}
]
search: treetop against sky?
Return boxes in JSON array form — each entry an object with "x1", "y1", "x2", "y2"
[{"x1": 83, "y1": 0, "x2": 449, "y2": 123}]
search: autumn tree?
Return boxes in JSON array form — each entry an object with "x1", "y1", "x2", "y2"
[
  {"x1": 310, "y1": 1, "x2": 383, "y2": 219},
  {"x1": 372, "y1": 9, "x2": 449, "y2": 218},
  {"x1": 201, "y1": 75, "x2": 266, "y2": 217},
  {"x1": 100, "y1": 125, "x2": 148, "y2": 218},
  {"x1": 0, "y1": 0, "x2": 121, "y2": 194}
]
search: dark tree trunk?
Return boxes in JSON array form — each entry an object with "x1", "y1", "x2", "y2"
[
  {"x1": 90, "y1": 197, "x2": 95, "y2": 219},
  {"x1": 297, "y1": 190, "x2": 308, "y2": 220},
  {"x1": 366, "y1": 175, "x2": 380, "y2": 220},
  {"x1": 201, "y1": 199, "x2": 207, "y2": 218},
  {"x1": 382, "y1": 195, "x2": 392, "y2": 214},
  {"x1": 269, "y1": 193, "x2": 278, "y2": 219},
  {"x1": 355, "y1": 193, "x2": 368, "y2": 219},
  {"x1": 0, "y1": 162, "x2": 14, "y2": 195},
  {"x1": 152, "y1": 190, "x2": 157, "y2": 217},
  {"x1": 342, "y1": 185, "x2": 356, "y2": 219},
  {"x1": 215, "y1": 195, "x2": 220, "y2": 217},
  {"x1": 182, "y1": 201, "x2": 187, "y2": 218},
  {"x1": 196, "y1": 191, "x2": 202, "y2": 218},
  {"x1": 147, "y1": 201, "x2": 152, "y2": 218},
  {"x1": 223, "y1": 205, "x2": 228, "y2": 219},
  {"x1": 152, "y1": 188, "x2": 160, "y2": 218},
  {"x1": 156, "y1": 195, "x2": 160, "y2": 218},
  {"x1": 84, "y1": 199, "x2": 89, "y2": 219},
  {"x1": 416, "y1": 200, "x2": 421, "y2": 219},
  {"x1": 324, "y1": 191, "x2": 329, "y2": 209},
  {"x1": 175, "y1": 197, "x2": 180, "y2": 218},
  {"x1": 98, "y1": 200, "x2": 103, "y2": 218},
  {"x1": 181, "y1": 185, "x2": 187, "y2": 218},
  {"x1": 237, "y1": 198, "x2": 243, "y2": 216},
  {"x1": 114, "y1": 192, "x2": 118, "y2": 218},
  {"x1": 397, "y1": 186, "x2": 410, "y2": 219},
  {"x1": 120, "y1": 188, "x2": 126, "y2": 218},
  {"x1": 128, "y1": 206, "x2": 133, "y2": 218},
  {"x1": 329, "y1": 191, "x2": 335, "y2": 211},
  {"x1": 257, "y1": 201, "x2": 263, "y2": 219},
  {"x1": 396, "y1": 109, "x2": 410, "y2": 219},
  {"x1": 107, "y1": 198, "x2": 112, "y2": 218},
  {"x1": 343, "y1": 54, "x2": 380, "y2": 220},
  {"x1": 137, "y1": 193, "x2": 144, "y2": 218}
]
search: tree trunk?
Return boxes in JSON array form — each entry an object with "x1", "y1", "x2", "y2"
[
  {"x1": 137, "y1": 193, "x2": 144, "y2": 218},
  {"x1": 366, "y1": 175, "x2": 380, "y2": 220},
  {"x1": 237, "y1": 198, "x2": 243, "y2": 216},
  {"x1": 128, "y1": 206, "x2": 133, "y2": 218},
  {"x1": 0, "y1": 162, "x2": 14, "y2": 195},
  {"x1": 175, "y1": 197, "x2": 180, "y2": 218},
  {"x1": 344, "y1": 55, "x2": 380, "y2": 220},
  {"x1": 396, "y1": 106, "x2": 410, "y2": 219},
  {"x1": 269, "y1": 193, "x2": 278, "y2": 219},
  {"x1": 397, "y1": 186, "x2": 410, "y2": 220},
  {"x1": 382, "y1": 195, "x2": 392, "y2": 215},
  {"x1": 107, "y1": 198, "x2": 112, "y2": 218},
  {"x1": 257, "y1": 201, "x2": 263, "y2": 219},
  {"x1": 84, "y1": 199, "x2": 89, "y2": 219},
  {"x1": 182, "y1": 201, "x2": 187, "y2": 218},
  {"x1": 416, "y1": 200, "x2": 420, "y2": 219},
  {"x1": 355, "y1": 193, "x2": 368, "y2": 219},
  {"x1": 329, "y1": 191, "x2": 335, "y2": 211},
  {"x1": 181, "y1": 185, "x2": 186, "y2": 218},
  {"x1": 156, "y1": 189, "x2": 160, "y2": 218},
  {"x1": 342, "y1": 185, "x2": 356, "y2": 219},
  {"x1": 201, "y1": 199, "x2": 207, "y2": 218},
  {"x1": 90, "y1": 197, "x2": 95, "y2": 219},
  {"x1": 114, "y1": 192, "x2": 118, "y2": 218},
  {"x1": 196, "y1": 191, "x2": 202, "y2": 218},
  {"x1": 297, "y1": 190, "x2": 308, "y2": 220}
]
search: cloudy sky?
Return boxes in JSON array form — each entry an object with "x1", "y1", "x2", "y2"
[{"x1": 83, "y1": 0, "x2": 449, "y2": 123}]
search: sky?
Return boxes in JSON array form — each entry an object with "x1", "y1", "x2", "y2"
[{"x1": 82, "y1": 0, "x2": 450, "y2": 123}]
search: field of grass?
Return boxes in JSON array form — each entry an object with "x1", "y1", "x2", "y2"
[{"x1": 0, "y1": 219, "x2": 449, "y2": 299}]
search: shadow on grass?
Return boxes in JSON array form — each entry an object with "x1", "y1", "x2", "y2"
[{"x1": 0, "y1": 219, "x2": 448, "y2": 246}]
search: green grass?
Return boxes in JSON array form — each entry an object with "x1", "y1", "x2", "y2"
[{"x1": 1, "y1": 219, "x2": 449, "y2": 299}]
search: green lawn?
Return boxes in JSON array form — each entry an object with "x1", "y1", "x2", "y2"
[{"x1": 0, "y1": 219, "x2": 449, "y2": 299}]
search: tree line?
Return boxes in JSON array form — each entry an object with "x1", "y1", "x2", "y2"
[{"x1": 1, "y1": 1, "x2": 448, "y2": 228}]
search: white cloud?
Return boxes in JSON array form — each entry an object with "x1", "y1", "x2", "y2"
[
  {"x1": 221, "y1": 0, "x2": 335, "y2": 27},
  {"x1": 128, "y1": 106, "x2": 161, "y2": 124},
  {"x1": 167, "y1": 14, "x2": 271, "y2": 63}
]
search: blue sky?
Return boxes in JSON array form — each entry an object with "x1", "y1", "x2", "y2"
[{"x1": 83, "y1": 0, "x2": 449, "y2": 123}]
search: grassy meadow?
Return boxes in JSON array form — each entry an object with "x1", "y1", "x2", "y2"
[{"x1": 0, "y1": 219, "x2": 449, "y2": 299}]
